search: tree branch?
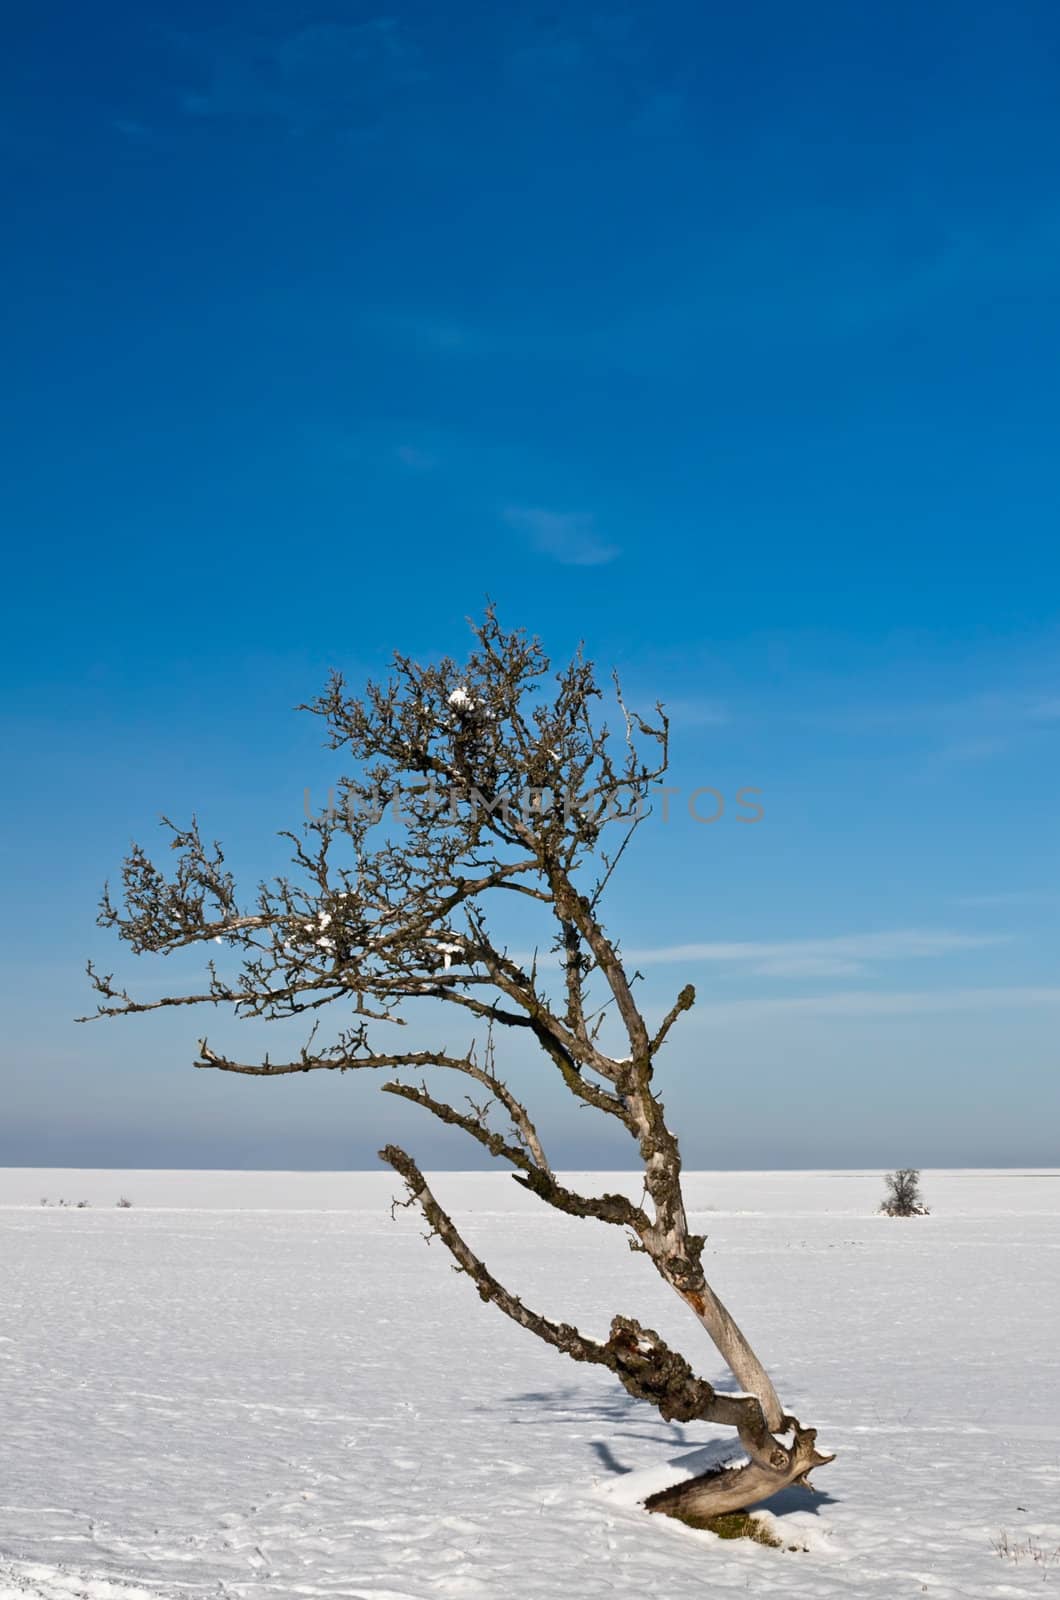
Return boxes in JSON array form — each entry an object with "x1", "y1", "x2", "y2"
[
  {"x1": 380, "y1": 1145, "x2": 828, "y2": 1493},
  {"x1": 651, "y1": 983, "x2": 696, "y2": 1054}
]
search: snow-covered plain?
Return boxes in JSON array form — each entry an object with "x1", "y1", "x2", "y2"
[{"x1": 1, "y1": 1168, "x2": 1058, "y2": 1598}]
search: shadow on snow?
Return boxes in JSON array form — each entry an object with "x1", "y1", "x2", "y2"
[{"x1": 501, "y1": 1383, "x2": 840, "y2": 1515}]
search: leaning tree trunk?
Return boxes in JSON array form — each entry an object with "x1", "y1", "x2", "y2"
[
  {"x1": 610, "y1": 1070, "x2": 833, "y2": 1517},
  {"x1": 382, "y1": 1148, "x2": 833, "y2": 1523}
]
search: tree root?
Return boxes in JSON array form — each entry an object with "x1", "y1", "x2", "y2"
[{"x1": 645, "y1": 1423, "x2": 833, "y2": 1521}]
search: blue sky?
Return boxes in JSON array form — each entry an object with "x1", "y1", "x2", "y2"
[{"x1": 2, "y1": 1, "x2": 1059, "y2": 1169}]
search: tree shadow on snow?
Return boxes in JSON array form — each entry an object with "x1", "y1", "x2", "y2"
[
  {"x1": 756, "y1": 1481, "x2": 839, "y2": 1517},
  {"x1": 589, "y1": 1438, "x2": 636, "y2": 1475},
  {"x1": 503, "y1": 1382, "x2": 693, "y2": 1443},
  {"x1": 502, "y1": 1386, "x2": 728, "y2": 1475},
  {"x1": 502, "y1": 1385, "x2": 841, "y2": 1512}
]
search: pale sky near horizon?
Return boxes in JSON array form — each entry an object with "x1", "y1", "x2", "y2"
[{"x1": 3, "y1": 0, "x2": 1059, "y2": 1168}]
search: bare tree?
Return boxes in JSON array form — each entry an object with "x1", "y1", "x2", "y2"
[
  {"x1": 880, "y1": 1169, "x2": 929, "y2": 1217},
  {"x1": 83, "y1": 609, "x2": 832, "y2": 1522}
]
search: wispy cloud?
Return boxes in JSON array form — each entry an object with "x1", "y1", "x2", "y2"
[
  {"x1": 503, "y1": 506, "x2": 619, "y2": 567},
  {"x1": 632, "y1": 89, "x2": 686, "y2": 138},
  {"x1": 177, "y1": 19, "x2": 424, "y2": 131},
  {"x1": 793, "y1": 683, "x2": 1060, "y2": 782},
  {"x1": 366, "y1": 312, "x2": 570, "y2": 364},
  {"x1": 952, "y1": 892, "x2": 1052, "y2": 908},
  {"x1": 376, "y1": 217, "x2": 1060, "y2": 377},
  {"x1": 111, "y1": 118, "x2": 169, "y2": 148},
  {"x1": 921, "y1": 689, "x2": 1060, "y2": 773},
  {"x1": 1026, "y1": 697, "x2": 1060, "y2": 722},
  {"x1": 392, "y1": 444, "x2": 439, "y2": 472},
  {"x1": 746, "y1": 956, "x2": 867, "y2": 979},
  {"x1": 385, "y1": 317, "x2": 484, "y2": 355},
  {"x1": 933, "y1": 736, "x2": 1010, "y2": 766},
  {"x1": 506, "y1": 32, "x2": 583, "y2": 77},
  {"x1": 799, "y1": 688, "x2": 1055, "y2": 736},
  {"x1": 693, "y1": 986, "x2": 1060, "y2": 1023},
  {"x1": 521, "y1": 928, "x2": 1008, "y2": 978},
  {"x1": 650, "y1": 695, "x2": 730, "y2": 729},
  {"x1": 622, "y1": 929, "x2": 1007, "y2": 976}
]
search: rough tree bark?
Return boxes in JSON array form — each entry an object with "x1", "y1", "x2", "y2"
[{"x1": 82, "y1": 609, "x2": 832, "y2": 1523}]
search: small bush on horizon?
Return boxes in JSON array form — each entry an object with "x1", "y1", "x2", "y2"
[{"x1": 880, "y1": 1169, "x2": 929, "y2": 1217}]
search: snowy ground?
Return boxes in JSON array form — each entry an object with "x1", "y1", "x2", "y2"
[{"x1": 1, "y1": 1169, "x2": 1058, "y2": 1598}]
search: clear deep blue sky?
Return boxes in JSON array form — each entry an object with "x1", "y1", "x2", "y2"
[{"x1": 3, "y1": 1, "x2": 1059, "y2": 1169}]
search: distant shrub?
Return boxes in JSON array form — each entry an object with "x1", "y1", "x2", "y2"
[
  {"x1": 75, "y1": 1200, "x2": 90, "y2": 1209},
  {"x1": 879, "y1": 1169, "x2": 929, "y2": 1216},
  {"x1": 116, "y1": 1196, "x2": 133, "y2": 1208}
]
